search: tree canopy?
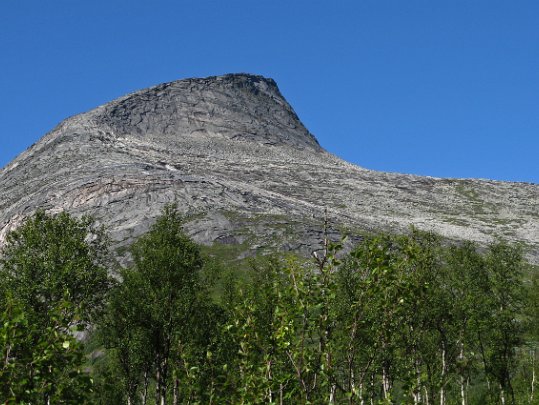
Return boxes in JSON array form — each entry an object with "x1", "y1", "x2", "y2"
[
  {"x1": 0, "y1": 210, "x2": 112, "y2": 403},
  {"x1": 1, "y1": 207, "x2": 537, "y2": 404}
]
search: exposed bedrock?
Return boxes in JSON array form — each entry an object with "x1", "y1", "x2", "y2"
[{"x1": 1, "y1": 73, "x2": 537, "y2": 263}]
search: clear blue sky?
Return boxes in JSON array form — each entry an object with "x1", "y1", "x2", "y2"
[{"x1": 1, "y1": 1, "x2": 538, "y2": 183}]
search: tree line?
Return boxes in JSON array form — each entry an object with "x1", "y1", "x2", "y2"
[{"x1": 1, "y1": 206, "x2": 538, "y2": 404}]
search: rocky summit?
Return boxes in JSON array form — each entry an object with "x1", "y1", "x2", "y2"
[{"x1": 1, "y1": 73, "x2": 538, "y2": 262}]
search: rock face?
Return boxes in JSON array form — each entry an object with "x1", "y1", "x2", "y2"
[{"x1": 1, "y1": 73, "x2": 538, "y2": 262}]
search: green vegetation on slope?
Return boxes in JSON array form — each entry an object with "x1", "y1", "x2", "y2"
[{"x1": 1, "y1": 207, "x2": 538, "y2": 404}]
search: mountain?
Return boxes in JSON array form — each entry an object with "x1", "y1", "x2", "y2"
[{"x1": 1, "y1": 73, "x2": 538, "y2": 262}]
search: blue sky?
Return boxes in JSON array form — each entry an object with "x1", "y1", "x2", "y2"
[{"x1": 1, "y1": 1, "x2": 538, "y2": 183}]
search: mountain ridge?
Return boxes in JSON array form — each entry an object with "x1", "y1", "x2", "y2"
[{"x1": 1, "y1": 73, "x2": 538, "y2": 263}]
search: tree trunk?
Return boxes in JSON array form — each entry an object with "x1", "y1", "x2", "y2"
[
  {"x1": 158, "y1": 357, "x2": 168, "y2": 405},
  {"x1": 267, "y1": 359, "x2": 273, "y2": 403},
  {"x1": 531, "y1": 349, "x2": 536, "y2": 403},
  {"x1": 155, "y1": 368, "x2": 161, "y2": 405},
  {"x1": 423, "y1": 386, "x2": 430, "y2": 405},
  {"x1": 172, "y1": 377, "x2": 179, "y2": 405},
  {"x1": 141, "y1": 370, "x2": 149, "y2": 405},
  {"x1": 155, "y1": 363, "x2": 168, "y2": 405},
  {"x1": 440, "y1": 346, "x2": 446, "y2": 405},
  {"x1": 460, "y1": 375, "x2": 466, "y2": 405},
  {"x1": 370, "y1": 373, "x2": 375, "y2": 405},
  {"x1": 329, "y1": 384, "x2": 337, "y2": 403},
  {"x1": 382, "y1": 365, "x2": 391, "y2": 401},
  {"x1": 458, "y1": 340, "x2": 466, "y2": 405},
  {"x1": 413, "y1": 360, "x2": 421, "y2": 405}
]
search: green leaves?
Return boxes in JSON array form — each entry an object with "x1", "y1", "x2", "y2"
[
  {"x1": 1, "y1": 208, "x2": 535, "y2": 404},
  {"x1": 0, "y1": 210, "x2": 112, "y2": 328},
  {"x1": 0, "y1": 211, "x2": 112, "y2": 403},
  {"x1": 96, "y1": 204, "x2": 222, "y2": 404},
  {"x1": 0, "y1": 295, "x2": 93, "y2": 403}
]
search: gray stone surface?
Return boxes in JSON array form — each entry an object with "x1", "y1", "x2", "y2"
[{"x1": 1, "y1": 73, "x2": 538, "y2": 262}]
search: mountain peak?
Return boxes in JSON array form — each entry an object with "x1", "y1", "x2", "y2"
[
  {"x1": 1, "y1": 74, "x2": 538, "y2": 265},
  {"x1": 188, "y1": 72, "x2": 279, "y2": 87},
  {"x1": 86, "y1": 73, "x2": 321, "y2": 150}
]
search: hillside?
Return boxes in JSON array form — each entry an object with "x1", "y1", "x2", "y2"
[{"x1": 1, "y1": 73, "x2": 537, "y2": 261}]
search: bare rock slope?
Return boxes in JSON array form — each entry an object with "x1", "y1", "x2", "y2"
[{"x1": 1, "y1": 74, "x2": 538, "y2": 261}]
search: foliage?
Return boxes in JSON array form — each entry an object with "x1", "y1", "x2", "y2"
[
  {"x1": 1, "y1": 207, "x2": 537, "y2": 404},
  {"x1": 0, "y1": 210, "x2": 112, "y2": 403},
  {"x1": 96, "y1": 204, "x2": 222, "y2": 404},
  {"x1": 0, "y1": 210, "x2": 111, "y2": 327}
]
